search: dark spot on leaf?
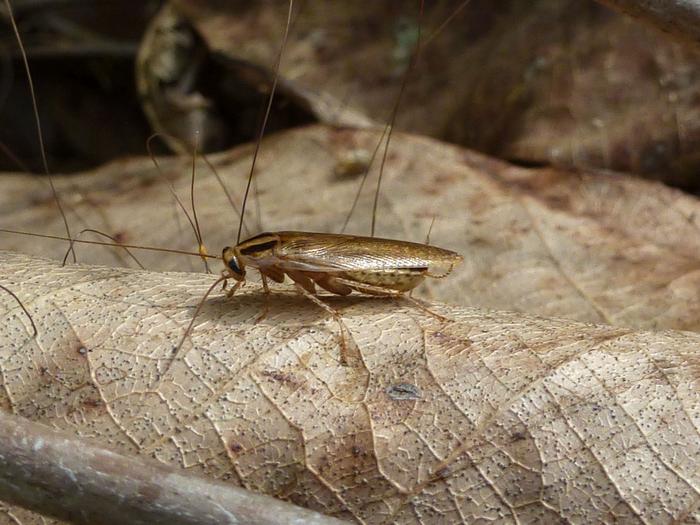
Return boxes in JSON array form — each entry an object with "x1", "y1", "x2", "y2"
[
  {"x1": 82, "y1": 398, "x2": 103, "y2": 409},
  {"x1": 435, "y1": 466, "x2": 450, "y2": 479},
  {"x1": 385, "y1": 383, "x2": 421, "y2": 401},
  {"x1": 261, "y1": 369, "x2": 299, "y2": 386},
  {"x1": 511, "y1": 431, "x2": 527, "y2": 442}
]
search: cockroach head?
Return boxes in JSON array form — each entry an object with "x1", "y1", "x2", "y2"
[{"x1": 222, "y1": 246, "x2": 245, "y2": 280}]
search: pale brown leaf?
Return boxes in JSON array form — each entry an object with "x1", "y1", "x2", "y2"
[{"x1": 0, "y1": 251, "x2": 699, "y2": 523}]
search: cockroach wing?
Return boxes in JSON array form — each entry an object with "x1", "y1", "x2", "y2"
[{"x1": 274, "y1": 231, "x2": 463, "y2": 276}]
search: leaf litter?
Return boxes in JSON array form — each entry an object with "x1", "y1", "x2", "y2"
[{"x1": 2, "y1": 1, "x2": 700, "y2": 523}]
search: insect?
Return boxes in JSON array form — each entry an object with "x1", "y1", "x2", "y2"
[{"x1": 218, "y1": 231, "x2": 462, "y2": 362}]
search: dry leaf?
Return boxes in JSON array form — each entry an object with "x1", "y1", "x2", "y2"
[
  {"x1": 174, "y1": 0, "x2": 700, "y2": 187},
  {"x1": 595, "y1": 0, "x2": 700, "y2": 46},
  {"x1": 3, "y1": 125, "x2": 700, "y2": 332},
  {"x1": 0, "y1": 251, "x2": 699, "y2": 523}
]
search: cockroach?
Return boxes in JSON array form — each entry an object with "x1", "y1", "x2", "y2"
[
  {"x1": 223, "y1": 232, "x2": 461, "y2": 298},
  {"x1": 220, "y1": 231, "x2": 462, "y2": 360}
]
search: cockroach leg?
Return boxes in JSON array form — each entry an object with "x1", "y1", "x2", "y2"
[
  {"x1": 254, "y1": 274, "x2": 271, "y2": 324},
  {"x1": 155, "y1": 274, "x2": 232, "y2": 386},
  {"x1": 226, "y1": 280, "x2": 243, "y2": 298},
  {"x1": 334, "y1": 277, "x2": 450, "y2": 323},
  {"x1": 401, "y1": 294, "x2": 450, "y2": 323},
  {"x1": 292, "y1": 283, "x2": 351, "y2": 366}
]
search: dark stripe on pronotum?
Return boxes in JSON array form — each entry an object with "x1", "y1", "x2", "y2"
[{"x1": 239, "y1": 240, "x2": 278, "y2": 255}]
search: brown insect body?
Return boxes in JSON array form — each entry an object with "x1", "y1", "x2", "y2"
[{"x1": 223, "y1": 231, "x2": 463, "y2": 296}]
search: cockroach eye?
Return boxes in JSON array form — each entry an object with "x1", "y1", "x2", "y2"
[{"x1": 228, "y1": 257, "x2": 241, "y2": 273}]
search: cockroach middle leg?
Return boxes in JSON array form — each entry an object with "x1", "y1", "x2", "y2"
[
  {"x1": 292, "y1": 283, "x2": 352, "y2": 366},
  {"x1": 254, "y1": 275, "x2": 271, "y2": 324}
]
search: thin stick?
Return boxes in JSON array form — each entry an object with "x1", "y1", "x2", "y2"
[
  {"x1": 0, "y1": 228, "x2": 218, "y2": 259},
  {"x1": 0, "y1": 284, "x2": 37, "y2": 339},
  {"x1": 4, "y1": 0, "x2": 76, "y2": 263},
  {"x1": 370, "y1": 0, "x2": 425, "y2": 237},
  {"x1": 237, "y1": 0, "x2": 295, "y2": 244},
  {"x1": 0, "y1": 411, "x2": 345, "y2": 525}
]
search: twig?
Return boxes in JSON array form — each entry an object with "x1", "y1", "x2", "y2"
[{"x1": 0, "y1": 412, "x2": 347, "y2": 525}]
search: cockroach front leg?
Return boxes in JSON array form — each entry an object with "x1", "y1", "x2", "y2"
[{"x1": 225, "y1": 280, "x2": 243, "y2": 298}]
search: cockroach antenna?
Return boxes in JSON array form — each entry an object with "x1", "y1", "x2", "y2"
[
  {"x1": 236, "y1": 0, "x2": 295, "y2": 245},
  {"x1": 339, "y1": 0, "x2": 425, "y2": 237},
  {"x1": 370, "y1": 0, "x2": 425, "y2": 237},
  {"x1": 342, "y1": 0, "x2": 472, "y2": 236},
  {"x1": 0, "y1": 229, "x2": 219, "y2": 260}
]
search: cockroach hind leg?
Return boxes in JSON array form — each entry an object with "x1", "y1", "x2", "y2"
[
  {"x1": 402, "y1": 294, "x2": 451, "y2": 324},
  {"x1": 293, "y1": 283, "x2": 353, "y2": 366},
  {"x1": 335, "y1": 277, "x2": 452, "y2": 324}
]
